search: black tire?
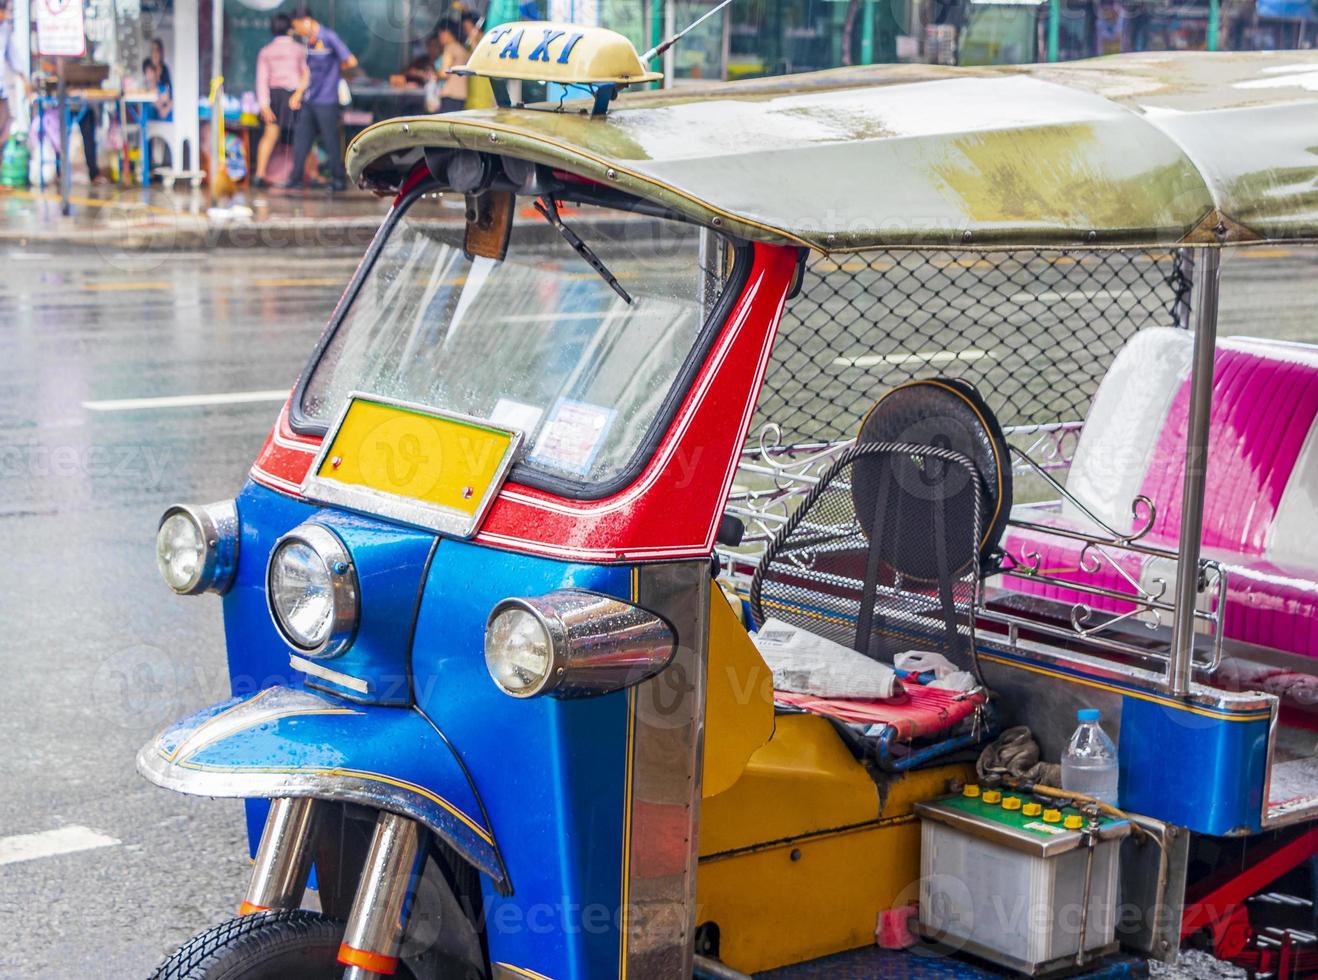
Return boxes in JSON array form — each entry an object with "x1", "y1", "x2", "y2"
[{"x1": 149, "y1": 909, "x2": 416, "y2": 980}]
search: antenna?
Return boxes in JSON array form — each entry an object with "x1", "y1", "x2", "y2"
[{"x1": 641, "y1": 0, "x2": 736, "y2": 64}]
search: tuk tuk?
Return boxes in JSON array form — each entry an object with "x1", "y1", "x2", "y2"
[{"x1": 142, "y1": 25, "x2": 1318, "y2": 980}]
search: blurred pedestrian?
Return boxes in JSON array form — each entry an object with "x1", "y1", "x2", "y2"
[
  {"x1": 458, "y1": 8, "x2": 495, "y2": 109},
  {"x1": 435, "y1": 19, "x2": 467, "y2": 113},
  {"x1": 145, "y1": 38, "x2": 171, "y2": 94},
  {"x1": 460, "y1": 9, "x2": 483, "y2": 49},
  {"x1": 405, "y1": 33, "x2": 443, "y2": 85},
  {"x1": 142, "y1": 59, "x2": 171, "y2": 119},
  {"x1": 253, "y1": 12, "x2": 308, "y2": 189},
  {"x1": 288, "y1": 5, "x2": 356, "y2": 192},
  {"x1": 0, "y1": 2, "x2": 31, "y2": 141}
]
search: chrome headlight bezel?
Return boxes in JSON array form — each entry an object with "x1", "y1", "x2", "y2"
[
  {"x1": 265, "y1": 523, "x2": 359, "y2": 658},
  {"x1": 156, "y1": 501, "x2": 239, "y2": 595},
  {"x1": 484, "y1": 590, "x2": 676, "y2": 699}
]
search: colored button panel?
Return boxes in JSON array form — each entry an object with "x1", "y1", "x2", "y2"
[{"x1": 931, "y1": 794, "x2": 1125, "y2": 840}]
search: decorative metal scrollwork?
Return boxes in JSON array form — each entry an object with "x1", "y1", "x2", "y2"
[{"x1": 987, "y1": 444, "x2": 1228, "y2": 675}]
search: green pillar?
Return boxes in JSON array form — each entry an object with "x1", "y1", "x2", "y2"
[
  {"x1": 860, "y1": 0, "x2": 876, "y2": 63},
  {"x1": 1047, "y1": 0, "x2": 1060, "y2": 61},
  {"x1": 649, "y1": 0, "x2": 664, "y2": 78},
  {"x1": 1206, "y1": 0, "x2": 1220, "y2": 50},
  {"x1": 485, "y1": 0, "x2": 518, "y2": 30}
]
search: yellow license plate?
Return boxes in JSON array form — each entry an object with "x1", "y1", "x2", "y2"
[{"x1": 306, "y1": 396, "x2": 521, "y2": 534}]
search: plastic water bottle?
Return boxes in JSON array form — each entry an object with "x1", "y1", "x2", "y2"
[{"x1": 1061, "y1": 708, "x2": 1119, "y2": 805}]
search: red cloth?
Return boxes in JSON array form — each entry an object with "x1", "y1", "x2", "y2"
[{"x1": 774, "y1": 684, "x2": 984, "y2": 740}]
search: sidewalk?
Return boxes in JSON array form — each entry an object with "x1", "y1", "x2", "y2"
[{"x1": 0, "y1": 182, "x2": 392, "y2": 251}]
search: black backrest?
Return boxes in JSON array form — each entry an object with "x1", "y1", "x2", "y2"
[{"x1": 750, "y1": 442, "x2": 982, "y2": 669}]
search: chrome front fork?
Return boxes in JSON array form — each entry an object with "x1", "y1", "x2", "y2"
[
  {"x1": 241, "y1": 796, "x2": 317, "y2": 915},
  {"x1": 339, "y1": 810, "x2": 425, "y2": 979},
  {"x1": 242, "y1": 798, "x2": 426, "y2": 980}
]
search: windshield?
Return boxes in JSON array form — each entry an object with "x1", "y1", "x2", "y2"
[{"x1": 298, "y1": 191, "x2": 730, "y2": 489}]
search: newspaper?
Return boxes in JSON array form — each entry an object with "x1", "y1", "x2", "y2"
[{"x1": 753, "y1": 618, "x2": 902, "y2": 700}]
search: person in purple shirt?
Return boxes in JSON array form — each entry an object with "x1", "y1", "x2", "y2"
[{"x1": 288, "y1": 6, "x2": 357, "y2": 192}]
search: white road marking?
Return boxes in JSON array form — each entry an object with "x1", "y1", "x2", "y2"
[
  {"x1": 83, "y1": 389, "x2": 289, "y2": 412},
  {"x1": 492, "y1": 311, "x2": 609, "y2": 323},
  {"x1": 833, "y1": 348, "x2": 996, "y2": 369},
  {"x1": 0, "y1": 825, "x2": 121, "y2": 866},
  {"x1": 1008, "y1": 288, "x2": 1133, "y2": 304}
]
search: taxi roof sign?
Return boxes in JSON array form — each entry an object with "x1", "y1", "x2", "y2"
[{"x1": 453, "y1": 22, "x2": 663, "y2": 88}]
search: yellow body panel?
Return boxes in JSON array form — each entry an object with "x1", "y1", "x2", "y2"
[
  {"x1": 696, "y1": 710, "x2": 971, "y2": 974},
  {"x1": 317, "y1": 399, "x2": 513, "y2": 518},
  {"x1": 702, "y1": 590, "x2": 774, "y2": 799},
  {"x1": 460, "y1": 22, "x2": 662, "y2": 87},
  {"x1": 701, "y1": 714, "x2": 879, "y2": 852}
]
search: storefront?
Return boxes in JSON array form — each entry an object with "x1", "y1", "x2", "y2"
[
  {"x1": 957, "y1": 0, "x2": 1042, "y2": 64},
  {"x1": 578, "y1": 0, "x2": 907, "y2": 84}
]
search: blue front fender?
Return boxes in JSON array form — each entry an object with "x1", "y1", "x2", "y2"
[{"x1": 137, "y1": 686, "x2": 507, "y2": 888}]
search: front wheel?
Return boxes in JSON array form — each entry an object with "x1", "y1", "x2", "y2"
[{"x1": 149, "y1": 909, "x2": 418, "y2": 980}]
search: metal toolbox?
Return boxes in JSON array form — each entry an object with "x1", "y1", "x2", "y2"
[{"x1": 915, "y1": 790, "x2": 1131, "y2": 976}]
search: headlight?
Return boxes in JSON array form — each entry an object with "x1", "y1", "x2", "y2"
[
  {"x1": 156, "y1": 501, "x2": 239, "y2": 595},
  {"x1": 266, "y1": 524, "x2": 358, "y2": 657},
  {"x1": 484, "y1": 591, "x2": 675, "y2": 699}
]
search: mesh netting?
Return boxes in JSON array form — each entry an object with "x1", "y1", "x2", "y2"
[
  {"x1": 755, "y1": 249, "x2": 1192, "y2": 443},
  {"x1": 750, "y1": 443, "x2": 982, "y2": 669}
]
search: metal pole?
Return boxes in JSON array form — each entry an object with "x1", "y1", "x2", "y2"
[
  {"x1": 1168, "y1": 246, "x2": 1221, "y2": 697},
  {"x1": 662, "y1": 0, "x2": 676, "y2": 87},
  {"x1": 649, "y1": 0, "x2": 663, "y2": 80},
  {"x1": 173, "y1": 0, "x2": 200, "y2": 175},
  {"x1": 57, "y1": 57, "x2": 69, "y2": 215},
  {"x1": 13, "y1": 0, "x2": 29, "y2": 78},
  {"x1": 1207, "y1": 0, "x2": 1220, "y2": 50},
  {"x1": 401, "y1": 0, "x2": 412, "y2": 72},
  {"x1": 721, "y1": 0, "x2": 731, "y2": 80},
  {"x1": 210, "y1": 0, "x2": 224, "y2": 196},
  {"x1": 1047, "y1": 0, "x2": 1060, "y2": 61},
  {"x1": 1172, "y1": 248, "x2": 1195, "y2": 331}
]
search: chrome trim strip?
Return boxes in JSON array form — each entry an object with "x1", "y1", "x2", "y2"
[
  {"x1": 301, "y1": 392, "x2": 523, "y2": 540},
  {"x1": 492, "y1": 964, "x2": 554, "y2": 980},
  {"x1": 1260, "y1": 710, "x2": 1318, "y2": 830},
  {"x1": 136, "y1": 688, "x2": 504, "y2": 882},
  {"x1": 976, "y1": 631, "x2": 1274, "y2": 717},
  {"x1": 621, "y1": 562, "x2": 708, "y2": 980},
  {"x1": 290, "y1": 654, "x2": 371, "y2": 694}
]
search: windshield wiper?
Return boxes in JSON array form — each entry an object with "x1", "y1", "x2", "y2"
[{"x1": 534, "y1": 196, "x2": 634, "y2": 306}]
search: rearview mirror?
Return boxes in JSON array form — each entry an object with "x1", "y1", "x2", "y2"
[{"x1": 464, "y1": 190, "x2": 516, "y2": 262}]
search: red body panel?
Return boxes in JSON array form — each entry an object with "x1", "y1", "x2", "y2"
[{"x1": 251, "y1": 241, "x2": 799, "y2": 562}]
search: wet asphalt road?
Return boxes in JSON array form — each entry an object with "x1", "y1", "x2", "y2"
[
  {"x1": 0, "y1": 242, "x2": 362, "y2": 978},
  {"x1": 0, "y1": 234, "x2": 1313, "y2": 979}
]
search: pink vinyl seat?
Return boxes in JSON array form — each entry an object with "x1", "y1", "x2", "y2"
[{"x1": 1002, "y1": 329, "x2": 1318, "y2": 659}]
